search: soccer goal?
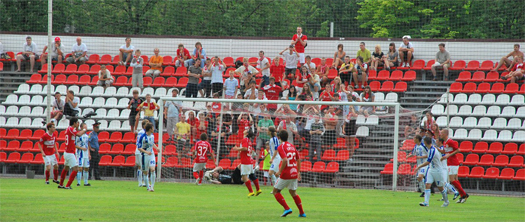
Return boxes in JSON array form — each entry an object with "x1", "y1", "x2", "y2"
[{"x1": 154, "y1": 96, "x2": 418, "y2": 191}]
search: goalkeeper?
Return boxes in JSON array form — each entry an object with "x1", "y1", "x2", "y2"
[{"x1": 204, "y1": 165, "x2": 259, "y2": 185}]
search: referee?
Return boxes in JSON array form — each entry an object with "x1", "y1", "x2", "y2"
[{"x1": 88, "y1": 122, "x2": 102, "y2": 180}]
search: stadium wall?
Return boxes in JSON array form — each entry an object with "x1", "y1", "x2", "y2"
[{"x1": 1, "y1": 34, "x2": 524, "y2": 63}]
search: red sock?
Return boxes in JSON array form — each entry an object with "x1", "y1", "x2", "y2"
[
  {"x1": 451, "y1": 180, "x2": 466, "y2": 197},
  {"x1": 45, "y1": 170, "x2": 50, "y2": 181},
  {"x1": 59, "y1": 169, "x2": 67, "y2": 186},
  {"x1": 293, "y1": 195, "x2": 305, "y2": 214},
  {"x1": 245, "y1": 181, "x2": 253, "y2": 193},
  {"x1": 53, "y1": 169, "x2": 59, "y2": 181},
  {"x1": 193, "y1": 172, "x2": 199, "y2": 179},
  {"x1": 253, "y1": 178, "x2": 260, "y2": 191},
  {"x1": 274, "y1": 193, "x2": 290, "y2": 210},
  {"x1": 66, "y1": 171, "x2": 77, "y2": 188},
  {"x1": 198, "y1": 171, "x2": 203, "y2": 183}
]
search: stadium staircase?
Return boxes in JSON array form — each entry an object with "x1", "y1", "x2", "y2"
[{"x1": 400, "y1": 80, "x2": 453, "y2": 111}]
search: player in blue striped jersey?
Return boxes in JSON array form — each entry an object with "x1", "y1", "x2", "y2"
[
  {"x1": 406, "y1": 135, "x2": 427, "y2": 197},
  {"x1": 135, "y1": 120, "x2": 149, "y2": 187},
  {"x1": 75, "y1": 123, "x2": 91, "y2": 186},
  {"x1": 267, "y1": 126, "x2": 281, "y2": 188},
  {"x1": 137, "y1": 123, "x2": 159, "y2": 192},
  {"x1": 415, "y1": 137, "x2": 449, "y2": 207}
]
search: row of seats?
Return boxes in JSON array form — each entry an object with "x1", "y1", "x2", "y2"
[
  {"x1": 461, "y1": 154, "x2": 524, "y2": 167},
  {"x1": 435, "y1": 116, "x2": 525, "y2": 130},
  {"x1": 367, "y1": 81, "x2": 408, "y2": 92},
  {"x1": 451, "y1": 129, "x2": 524, "y2": 142},
  {"x1": 456, "y1": 71, "x2": 523, "y2": 83},
  {"x1": 401, "y1": 140, "x2": 524, "y2": 155},
  {"x1": 438, "y1": 93, "x2": 524, "y2": 106},
  {"x1": 449, "y1": 82, "x2": 525, "y2": 94},
  {"x1": 431, "y1": 104, "x2": 525, "y2": 117}
]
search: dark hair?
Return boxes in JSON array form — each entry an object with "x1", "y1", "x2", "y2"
[
  {"x1": 125, "y1": 37, "x2": 131, "y2": 41},
  {"x1": 69, "y1": 117, "x2": 78, "y2": 126},
  {"x1": 26, "y1": 36, "x2": 32, "y2": 40},
  {"x1": 423, "y1": 136, "x2": 432, "y2": 146},
  {"x1": 269, "y1": 126, "x2": 277, "y2": 137},
  {"x1": 514, "y1": 44, "x2": 520, "y2": 48},
  {"x1": 142, "y1": 119, "x2": 150, "y2": 128},
  {"x1": 357, "y1": 56, "x2": 364, "y2": 63},
  {"x1": 439, "y1": 43, "x2": 445, "y2": 47},
  {"x1": 246, "y1": 130, "x2": 255, "y2": 139},
  {"x1": 200, "y1": 133, "x2": 207, "y2": 141},
  {"x1": 178, "y1": 43, "x2": 184, "y2": 48},
  {"x1": 426, "y1": 111, "x2": 433, "y2": 116},
  {"x1": 68, "y1": 90, "x2": 75, "y2": 96},
  {"x1": 259, "y1": 50, "x2": 264, "y2": 55},
  {"x1": 389, "y1": 43, "x2": 396, "y2": 53},
  {"x1": 305, "y1": 55, "x2": 311, "y2": 59},
  {"x1": 288, "y1": 86, "x2": 297, "y2": 97},
  {"x1": 297, "y1": 94, "x2": 306, "y2": 101},
  {"x1": 195, "y1": 42, "x2": 202, "y2": 47},
  {"x1": 414, "y1": 135, "x2": 422, "y2": 143},
  {"x1": 438, "y1": 138, "x2": 445, "y2": 143},
  {"x1": 46, "y1": 122, "x2": 55, "y2": 130},
  {"x1": 360, "y1": 42, "x2": 365, "y2": 46},
  {"x1": 278, "y1": 130, "x2": 289, "y2": 141},
  {"x1": 144, "y1": 123, "x2": 153, "y2": 132},
  {"x1": 337, "y1": 44, "x2": 343, "y2": 49},
  {"x1": 80, "y1": 123, "x2": 86, "y2": 128}
]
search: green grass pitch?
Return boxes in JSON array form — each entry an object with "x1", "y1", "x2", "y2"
[{"x1": 1, "y1": 178, "x2": 523, "y2": 221}]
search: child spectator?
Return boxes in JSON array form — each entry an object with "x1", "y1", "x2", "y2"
[{"x1": 130, "y1": 50, "x2": 144, "y2": 89}]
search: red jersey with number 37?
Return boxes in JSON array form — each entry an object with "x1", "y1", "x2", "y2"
[
  {"x1": 192, "y1": 140, "x2": 213, "y2": 163},
  {"x1": 239, "y1": 138, "x2": 253, "y2": 165},
  {"x1": 40, "y1": 131, "x2": 58, "y2": 155},
  {"x1": 65, "y1": 126, "x2": 78, "y2": 154},
  {"x1": 443, "y1": 138, "x2": 459, "y2": 166},
  {"x1": 277, "y1": 141, "x2": 300, "y2": 179}
]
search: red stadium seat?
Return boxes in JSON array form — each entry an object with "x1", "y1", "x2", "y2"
[
  {"x1": 471, "y1": 71, "x2": 485, "y2": 82},
  {"x1": 99, "y1": 143, "x2": 111, "y2": 154},
  {"x1": 122, "y1": 144, "x2": 136, "y2": 155},
  {"x1": 325, "y1": 162, "x2": 339, "y2": 173},
  {"x1": 142, "y1": 66, "x2": 151, "y2": 74},
  {"x1": 486, "y1": 142, "x2": 503, "y2": 154},
  {"x1": 461, "y1": 82, "x2": 476, "y2": 93},
  {"x1": 162, "y1": 56, "x2": 174, "y2": 66},
  {"x1": 423, "y1": 60, "x2": 435, "y2": 70},
  {"x1": 87, "y1": 64, "x2": 101, "y2": 75},
  {"x1": 38, "y1": 64, "x2": 51, "y2": 74},
  {"x1": 63, "y1": 64, "x2": 78, "y2": 74},
  {"x1": 463, "y1": 154, "x2": 479, "y2": 165},
  {"x1": 334, "y1": 150, "x2": 349, "y2": 161},
  {"x1": 123, "y1": 156, "x2": 136, "y2": 167},
  {"x1": 109, "y1": 155, "x2": 125, "y2": 167},
  {"x1": 164, "y1": 77, "x2": 177, "y2": 87},
  {"x1": 58, "y1": 155, "x2": 65, "y2": 165},
  {"x1": 472, "y1": 142, "x2": 488, "y2": 153},
  {"x1": 389, "y1": 70, "x2": 403, "y2": 81},
  {"x1": 493, "y1": 155, "x2": 509, "y2": 167},
  {"x1": 520, "y1": 85, "x2": 525, "y2": 94},
  {"x1": 489, "y1": 83, "x2": 505, "y2": 94},
  {"x1": 19, "y1": 141, "x2": 33, "y2": 152},
  {"x1": 218, "y1": 159, "x2": 231, "y2": 169},
  {"x1": 65, "y1": 75, "x2": 79, "y2": 85},
  {"x1": 37, "y1": 75, "x2": 54, "y2": 84},
  {"x1": 30, "y1": 129, "x2": 45, "y2": 140},
  {"x1": 456, "y1": 71, "x2": 471, "y2": 82},
  {"x1": 160, "y1": 66, "x2": 175, "y2": 77},
  {"x1": 141, "y1": 55, "x2": 149, "y2": 66},
  {"x1": 98, "y1": 131, "x2": 109, "y2": 143},
  {"x1": 52, "y1": 74, "x2": 66, "y2": 84},
  {"x1": 327, "y1": 69, "x2": 338, "y2": 79},
  {"x1": 58, "y1": 143, "x2": 66, "y2": 153},
  {"x1": 449, "y1": 82, "x2": 462, "y2": 93},
  {"x1": 301, "y1": 161, "x2": 312, "y2": 172},
  {"x1": 18, "y1": 153, "x2": 34, "y2": 164},
  {"x1": 397, "y1": 164, "x2": 412, "y2": 175},
  {"x1": 321, "y1": 149, "x2": 336, "y2": 161},
  {"x1": 78, "y1": 75, "x2": 91, "y2": 85},
  {"x1": 478, "y1": 60, "x2": 494, "y2": 71},
  {"x1": 107, "y1": 132, "x2": 123, "y2": 143},
  {"x1": 498, "y1": 168, "x2": 514, "y2": 180},
  {"x1": 468, "y1": 166, "x2": 484, "y2": 178},
  {"x1": 464, "y1": 60, "x2": 480, "y2": 71},
  {"x1": 113, "y1": 65, "x2": 126, "y2": 75},
  {"x1": 17, "y1": 129, "x2": 32, "y2": 140},
  {"x1": 401, "y1": 71, "x2": 416, "y2": 81},
  {"x1": 163, "y1": 156, "x2": 178, "y2": 168},
  {"x1": 478, "y1": 154, "x2": 494, "y2": 166},
  {"x1": 513, "y1": 169, "x2": 525, "y2": 180},
  {"x1": 174, "y1": 66, "x2": 188, "y2": 77},
  {"x1": 458, "y1": 141, "x2": 473, "y2": 153},
  {"x1": 228, "y1": 159, "x2": 241, "y2": 170},
  {"x1": 73, "y1": 64, "x2": 89, "y2": 74},
  {"x1": 367, "y1": 70, "x2": 377, "y2": 80},
  {"x1": 98, "y1": 54, "x2": 112, "y2": 64},
  {"x1": 206, "y1": 160, "x2": 216, "y2": 169},
  {"x1": 5, "y1": 129, "x2": 20, "y2": 140},
  {"x1": 458, "y1": 166, "x2": 469, "y2": 178},
  {"x1": 174, "y1": 77, "x2": 188, "y2": 88},
  {"x1": 392, "y1": 82, "x2": 407, "y2": 92},
  {"x1": 450, "y1": 60, "x2": 466, "y2": 71},
  {"x1": 369, "y1": 81, "x2": 380, "y2": 91},
  {"x1": 109, "y1": 55, "x2": 120, "y2": 65},
  {"x1": 223, "y1": 57, "x2": 235, "y2": 67},
  {"x1": 298, "y1": 149, "x2": 309, "y2": 160},
  {"x1": 484, "y1": 71, "x2": 500, "y2": 82},
  {"x1": 379, "y1": 81, "x2": 394, "y2": 92},
  {"x1": 456, "y1": 153, "x2": 464, "y2": 164},
  {"x1": 164, "y1": 145, "x2": 177, "y2": 156},
  {"x1": 124, "y1": 66, "x2": 134, "y2": 76},
  {"x1": 475, "y1": 82, "x2": 490, "y2": 93},
  {"x1": 380, "y1": 163, "x2": 394, "y2": 174},
  {"x1": 325, "y1": 58, "x2": 334, "y2": 67},
  {"x1": 498, "y1": 72, "x2": 511, "y2": 82},
  {"x1": 0, "y1": 152, "x2": 6, "y2": 162},
  {"x1": 504, "y1": 83, "x2": 519, "y2": 94},
  {"x1": 501, "y1": 143, "x2": 518, "y2": 155},
  {"x1": 376, "y1": 70, "x2": 390, "y2": 81},
  {"x1": 483, "y1": 167, "x2": 499, "y2": 179},
  {"x1": 151, "y1": 77, "x2": 165, "y2": 87},
  {"x1": 27, "y1": 74, "x2": 42, "y2": 84},
  {"x1": 4, "y1": 152, "x2": 21, "y2": 163},
  {"x1": 311, "y1": 161, "x2": 326, "y2": 173},
  {"x1": 226, "y1": 147, "x2": 238, "y2": 158},
  {"x1": 56, "y1": 131, "x2": 66, "y2": 142},
  {"x1": 410, "y1": 60, "x2": 425, "y2": 70},
  {"x1": 86, "y1": 54, "x2": 100, "y2": 64},
  {"x1": 121, "y1": 132, "x2": 135, "y2": 143},
  {"x1": 99, "y1": 155, "x2": 113, "y2": 166},
  {"x1": 30, "y1": 153, "x2": 44, "y2": 164},
  {"x1": 508, "y1": 156, "x2": 524, "y2": 168},
  {"x1": 113, "y1": 76, "x2": 128, "y2": 87}
]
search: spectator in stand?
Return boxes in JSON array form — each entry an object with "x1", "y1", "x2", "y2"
[
  {"x1": 309, "y1": 114, "x2": 324, "y2": 161},
  {"x1": 199, "y1": 58, "x2": 213, "y2": 98},
  {"x1": 357, "y1": 42, "x2": 372, "y2": 65},
  {"x1": 224, "y1": 70, "x2": 239, "y2": 108},
  {"x1": 323, "y1": 108, "x2": 338, "y2": 148},
  {"x1": 88, "y1": 122, "x2": 102, "y2": 180},
  {"x1": 16, "y1": 36, "x2": 39, "y2": 72},
  {"x1": 295, "y1": 65, "x2": 310, "y2": 94},
  {"x1": 342, "y1": 106, "x2": 358, "y2": 161},
  {"x1": 137, "y1": 94, "x2": 159, "y2": 132},
  {"x1": 97, "y1": 65, "x2": 114, "y2": 88},
  {"x1": 210, "y1": 56, "x2": 225, "y2": 96},
  {"x1": 50, "y1": 92, "x2": 65, "y2": 122},
  {"x1": 244, "y1": 80, "x2": 258, "y2": 100},
  {"x1": 0, "y1": 40, "x2": 3, "y2": 56},
  {"x1": 319, "y1": 84, "x2": 334, "y2": 112},
  {"x1": 175, "y1": 43, "x2": 191, "y2": 68},
  {"x1": 185, "y1": 42, "x2": 206, "y2": 68},
  {"x1": 317, "y1": 58, "x2": 330, "y2": 88},
  {"x1": 257, "y1": 51, "x2": 271, "y2": 88},
  {"x1": 398, "y1": 36, "x2": 414, "y2": 67},
  {"x1": 332, "y1": 93, "x2": 345, "y2": 136},
  {"x1": 284, "y1": 85, "x2": 298, "y2": 112},
  {"x1": 359, "y1": 86, "x2": 375, "y2": 117},
  {"x1": 164, "y1": 89, "x2": 182, "y2": 143},
  {"x1": 210, "y1": 115, "x2": 230, "y2": 152},
  {"x1": 66, "y1": 37, "x2": 88, "y2": 64},
  {"x1": 352, "y1": 56, "x2": 369, "y2": 89},
  {"x1": 492, "y1": 44, "x2": 524, "y2": 71},
  {"x1": 420, "y1": 111, "x2": 435, "y2": 132},
  {"x1": 386, "y1": 43, "x2": 399, "y2": 69},
  {"x1": 370, "y1": 45, "x2": 386, "y2": 71},
  {"x1": 118, "y1": 37, "x2": 135, "y2": 66},
  {"x1": 306, "y1": 67, "x2": 321, "y2": 95},
  {"x1": 338, "y1": 56, "x2": 354, "y2": 86},
  {"x1": 304, "y1": 55, "x2": 316, "y2": 75},
  {"x1": 331, "y1": 77, "x2": 343, "y2": 94},
  {"x1": 292, "y1": 26, "x2": 308, "y2": 65},
  {"x1": 280, "y1": 45, "x2": 300, "y2": 80},
  {"x1": 41, "y1": 37, "x2": 64, "y2": 66},
  {"x1": 431, "y1": 43, "x2": 451, "y2": 81},
  {"x1": 262, "y1": 77, "x2": 282, "y2": 113},
  {"x1": 270, "y1": 57, "x2": 285, "y2": 87},
  {"x1": 145, "y1": 48, "x2": 162, "y2": 80},
  {"x1": 130, "y1": 50, "x2": 144, "y2": 89},
  {"x1": 301, "y1": 86, "x2": 315, "y2": 103},
  {"x1": 333, "y1": 44, "x2": 346, "y2": 68},
  {"x1": 64, "y1": 90, "x2": 81, "y2": 117},
  {"x1": 501, "y1": 56, "x2": 524, "y2": 83},
  {"x1": 277, "y1": 116, "x2": 299, "y2": 145},
  {"x1": 127, "y1": 90, "x2": 143, "y2": 133},
  {"x1": 257, "y1": 114, "x2": 275, "y2": 153},
  {"x1": 186, "y1": 59, "x2": 202, "y2": 104},
  {"x1": 236, "y1": 58, "x2": 258, "y2": 92},
  {"x1": 175, "y1": 114, "x2": 191, "y2": 160},
  {"x1": 404, "y1": 114, "x2": 420, "y2": 140}
]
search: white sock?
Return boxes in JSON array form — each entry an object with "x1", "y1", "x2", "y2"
[
  {"x1": 446, "y1": 183, "x2": 458, "y2": 194},
  {"x1": 270, "y1": 174, "x2": 277, "y2": 186},
  {"x1": 137, "y1": 170, "x2": 143, "y2": 185},
  {"x1": 424, "y1": 189, "x2": 430, "y2": 205},
  {"x1": 150, "y1": 171, "x2": 156, "y2": 189},
  {"x1": 441, "y1": 189, "x2": 449, "y2": 203},
  {"x1": 419, "y1": 180, "x2": 425, "y2": 192},
  {"x1": 144, "y1": 173, "x2": 150, "y2": 188},
  {"x1": 77, "y1": 171, "x2": 82, "y2": 185},
  {"x1": 83, "y1": 171, "x2": 89, "y2": 185}
]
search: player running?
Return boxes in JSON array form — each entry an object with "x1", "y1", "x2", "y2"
[
  {"x1": 233, "y1": 129, "x2": 262, "y2": 197},
  {"x1": 192, "y1": 133, "x2": 216, "y2": 185},
  {"x1": 415, "y1": 137, "x2": 449, "y2": 207},
  {"x1": 436, "y1": 138, "x2": 459, "y2": 201},
  {"x1": 406, "y1": 135, "x2": 427, "y2": 197},
  {"x1": 137, "y1": 123, "x2": 160, "y2": 192},
  {"x1": 58, "y1": 118, "x2": 87, "y2": 189},
  {"x1": 440, "y1": 129, "x2": 469, "y2": 203},
  {"x1": 268, "y1": 126, "x2": 281, "y2": 189},
  {"x1": 135, "y1": 120, "x2": 149, "y2": 187},
  {"x1": 273, "y1": 130, "x2": 306, "y2": 217},
  {"x1": 38, "y1": 122, "x2": 60, "y2": 184},
  {"x1": 75, "y1": 123, "x2": 91, "y2": 186}
]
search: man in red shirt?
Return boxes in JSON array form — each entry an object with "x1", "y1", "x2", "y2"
[
  {"x1": 192, "y1": 133, "x2": 216, "y2": 185},
  {"x1": 273, "y1": 130, "x2": 305, "y2": 218},
  {"x1": 262, "y1": 77, "x2": 282, "y2": 113},
  {"x1": 270, "y1": 57, "x2": 285, "y2": 87},
  {"x1": 319, "y1": 84, "x2": 335, "y2": 112},
  {"x1": 440, "y1": 129, "x2": 469, "y2": 203},
  {"x1": 39, "y1": 122, "x2": 60, "y2": 184},
  {"x1": 236, "y1": 112, "x2": 253, "y2": 139},
  {"x1": 58, "y1": 117, "x2": 87, "y2": 189},
  {"x1": 233, "y1": 130, "x2": 262, "y2": 197},
  {"x1": 291, "y1": 27, "x2": 307, "y2": 65},
  {"x1": 175, "y1": 43, "x2": 191, "y2": 67}
]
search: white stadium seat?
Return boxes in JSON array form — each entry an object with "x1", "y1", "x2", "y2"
[
  {"x1": 356, "y1": 126, "x2": 369, "y2": 137},
  {"x1": 91, "y1": 97, "x2": 105, "y2": 108},
  {"x1": 94, "y1": 108, "x2": 107, "y2": 119},
  {"x1": 438, "y1": 93, "x2": 453, "y2": 104},
  {"x1": 481, "y1": 129, "x2": 497, "y2": 141},
  {"x1": 107, "y1": 109, "x2": 120, "y2": 119},
  {"x1": 105, "y1": 87, "x2": 117, "y2": 97},
  {"x1": 516, "y1": 107, "x2": 525, "y2": 118},
  {"x1": 14, "y1": 84, "x2": 30, "y2": 94},
  {"x1": 472, "y1": 105, "x2": 486, "y2": 116},
  {"x1": 79, "y1": 97, "x2": 93, "y2": 107},
  {"x1": 119, "y1": 109, "x2": 130, "y2": 120},
  {"x1": 496, "y1": 130, "x2": 512, "y2": 142},
  {"x1": 28, "y1": 84, "x2": 42, "y2": 95},
  {"x1": 0, "y1": 117, "x2": 5, "y2": 126},
  {"x1": 501, "y1": 106, "x2": 516, "y2": 118},
  {"x1": 57, "y1": 119, "x2": 69, "y2": 130},
  {"x1": 78, "y1": 86, "x2": 92, "y2": 96},
  {"x1": 511, "y1": 131, "x2": 525, "y2": 142},
  {"x1": 385, "y1": 93, "x2": 398, "y2": 102},
  {"x1": 129, "y1": 87, "x2": 141, "y2": 96},
  {"x1": 116, "y1": 87, "x2": 129, "y2": 97},
  {"x1": 435, "y1": 116, "x2": 447, "y2": 127},
  {"x1": 55, "y1": 85, "x2": 68, "y2": 95},
  {"x1": 458, "y1": 105, "x2": 472, "y2": 116},
  {"x1": 491, "y1": 118, "x2": 507, "y2": 129},
  {"x1": 449, "y1": 116, "x2": 463, "y2": 128},
  {"x1": 452, "y1": 93, "x2": 467, "y2": 104},
  {"x1": 19, "y1": 106, "x2": 31, "y2": 116},
  {"x1": 5, "y1": 117, "x2": 19, "y2": 127},
  {"x1": 117, "y1": 98, "x2": 130, "y2": 108},
  {"x1": 69, "y1": 85, "x2": 80, "y2": 95},
  {"x1": 31, "y1": 118, "x2": 44, "y2": 128},
  {"x1": 507, "y1": 118, "x2": 522, "y2": 130},
  {"x1": 431, "y1": 104, "x2": 444, "y2": 115},
  {"x1": 154, "y1": 88, "x2": 167, "y2": 98},
  {"x1": 104, "y1": 97, "x2": 118, "y2": 108},
  {"x1": 121, "y1": 120, "x2": 130, "y2": 130},
  {"x1": 98, "y1": 120, "x2": 108, "y2": 130},
  {"x1": 141, "y1": 87, "x2": 154, "y2": 97},
  {"x1": 5, "y1": 106, "x2": 18, "y2": 116},
  {"x1": 485, "y1": 106, "x2": 501, "y2": 117},
  {"x1": 495, "y1": 94, "x2": 510, "y2": 105},
  {"x1": 19, "y1": 117, "x2": 32, "y2": 127},
  {"x1": 374, "y1": 92, "x2": 385, "y2": 102},
  {"x1": 356, "y1": 115, "x2": 366, "y2": 125},
  {"x1": 467, "y1": 129, "x2": 482, "y2": 140},
  {"x1": 480, "y1": 94, "x2": 496, "y2": 105},
  {"x1": 108, "y1": 120, "x2": 121, "y2": 130},
  {"x1": 17, "y1": 95, "x2": 31, "y2": 105},
  {"x1": 509, "y1": 95, "x2": 524, "y2": 106},
  {"x1": 466, "y1": 94, "x2": 482, "y2": 105},
  {"x1": 84, "y1": 120, "x2": 95, "y2": 130},
  {"x1": 0, "y1": 105, "x2": 5, "y2": 114},
  {"x1": 81, "y1": 108, "x2": 94, "y2": 117},
  {"x1": 477, "y1": 117, "x2": 492, "y2": 129},
  {"x1": 42, "y1": 85, "x2": 55, "y2": 95},
  {"x1": 364, "y1": 115, "x2": 379, "y2": 126},
  {"x1": 30, "y1": 95, "x2": 43, "y2": 106},
  {"x1": 91, "y1": 86, "x2": 105, "y2": 97},
  {"x1": 462, "y1": 117, "x2": 477, "y2": 128},
  {"x1": 2, "y1": 95, "x2": 17, "y2": 105},
  {"x1": 453, "y1": 128, "x2": 467, "y2": 140},
  {"x1": 444, "y1": 105, "x2": 458, "y2": 115}
]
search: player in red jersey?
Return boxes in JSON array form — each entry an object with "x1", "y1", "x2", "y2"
[
  {"x1": 273, "y1": 130, "x2": 305, "y2": 218},
  {"x1": 440, "y1": 129, "x2": 469, "y2": 203},
  {"x1": 58, "y1": 117, "x2": 87, "y2": 189},
  {"x1": 39, "y1": 122, "x2": 60, "y2": 184},
  {"x1": 233, "y1": 129, "x2": 262, "y2": 197},
  {"x1": 236, "y1": 112, "x2": 253, "y2": 139},
  {"x1": 191, "y1": 133, "x2": 216, "y2": 185}
]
